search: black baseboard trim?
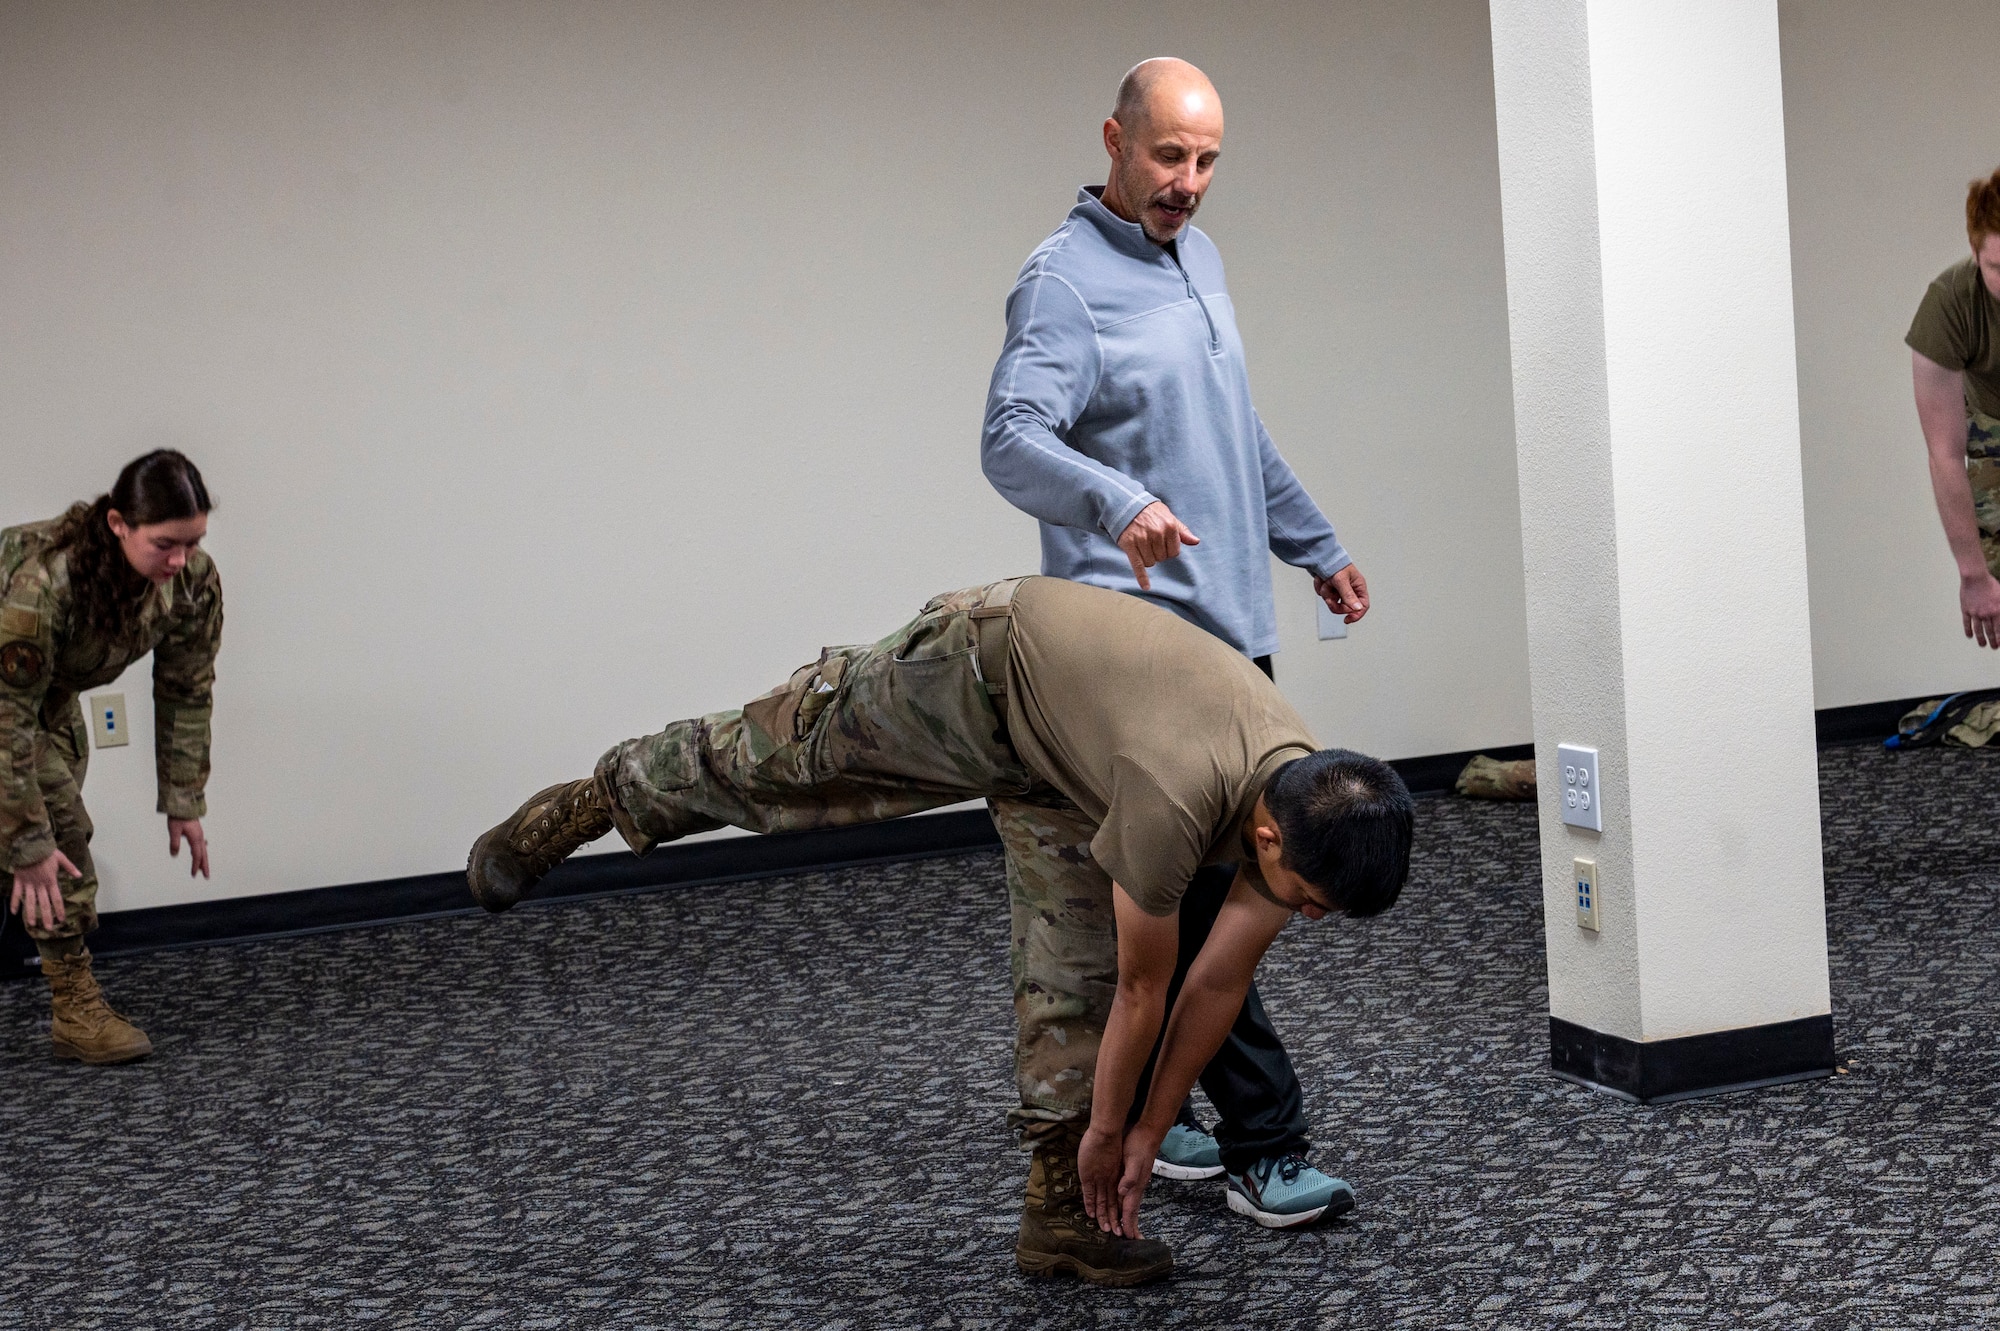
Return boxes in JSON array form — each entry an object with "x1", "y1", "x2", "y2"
[
  {"x1": 0, "y1": 808, "x2": 1005, "y2": 981},
  {"x1": 1815, "y1": 695, "x2": 1929, "y2": 747},
  {"x1": 1390, "y1": 743, "x2": 1535, "y2": 799},
  {"x1": 0, "y1": 692, "x2": 1954, "y2": 981},
  {"x1": 1549, "y1": 1013, "x2": 1836, "y2": 1103}
]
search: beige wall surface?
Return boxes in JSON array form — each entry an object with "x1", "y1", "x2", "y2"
[
  {"x1": 0, "y1": 0, "x2": 1527, "y2": 912},
  {"x1": 1781, "y1": 0, "x2": 2000, "y2": 708}
]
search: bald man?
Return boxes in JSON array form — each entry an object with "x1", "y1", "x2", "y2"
[{"x1": 980, "y1": 58, "x2": 1366, "y2": 1233}]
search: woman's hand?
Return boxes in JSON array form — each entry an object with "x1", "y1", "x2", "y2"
[
  {"x1": 10, "y1": 850, "x2": 78, "y2": 930},
  {"x1": 168, "y1": 818, "x2": 210, "y2": 877}
]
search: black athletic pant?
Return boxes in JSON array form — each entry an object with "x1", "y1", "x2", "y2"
[{"x1": 1126, "y1": 862, "x2": 1312, "y2": 1173}]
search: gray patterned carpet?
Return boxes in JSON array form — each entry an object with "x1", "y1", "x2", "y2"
[{"x1": 2, "y1": 742, "x2": 1998, "y2": 1329}]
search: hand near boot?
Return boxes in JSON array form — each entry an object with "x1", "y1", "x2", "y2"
[
  {"x1": 1077, "y1": 1123, "x2": 1131, "y2": 1236},
  {"x1": 1116, "y1": 1123, "x2": 1167, "y2": 1239},
  {"x1": 168, "y1": 817, "x2": 210, "y2": 877},
  {"x1": 10, "y1": 850, "x2": 77, "y2": 930}
]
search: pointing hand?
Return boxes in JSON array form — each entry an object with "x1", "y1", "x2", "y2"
[{"x1": 1117, "y1": 502, "x2": 1199, "y2": 592}]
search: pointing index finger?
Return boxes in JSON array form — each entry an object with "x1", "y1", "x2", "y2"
[{"x1": 1126, "y1": 547, "x2": 1152, "y2": 591}]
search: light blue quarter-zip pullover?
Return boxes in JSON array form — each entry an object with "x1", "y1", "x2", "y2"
[{"x1": 980, "y1": 187, "x2": 1350, "y2": 659}]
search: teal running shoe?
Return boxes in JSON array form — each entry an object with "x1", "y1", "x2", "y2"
[
  {"x1": 1223, "y1": 1154, "x2": 1356, "y2": 1228},
  {"x1": 1152, "y1": 1108, "x2": 1226, "y2": 1180}
]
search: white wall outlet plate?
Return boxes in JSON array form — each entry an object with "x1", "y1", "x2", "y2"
[
  {"x1": 90, "y1": 692, "x2": 129, "y2": 749},
  {"x1": 1574, "y1": 857, "x2": 1599, "y2": 930},
  {"x1": 1557, "y1": 743, "x2": 1600, "y2": 831},
  {"x1": 1316, "y1": 598, "x2": 1348, "y2": 640}
]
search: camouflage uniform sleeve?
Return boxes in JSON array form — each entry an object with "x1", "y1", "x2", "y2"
[
  {"x1": 151, "y1": 555, "x2": 223, "y2": 819},
  {"x1": 0, "y1": 568, "x2": 59, "y2": 870}
]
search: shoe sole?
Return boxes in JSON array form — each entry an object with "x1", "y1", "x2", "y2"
[
  {"x1": 1152, "y1": 1159, "x2": 1227, "y2": 1181},
  {"x1": 52, "y1": 1038, "x2": 151, "y2": 1066},
  {"x1": 1224, "y1": 1184, "x2": 1356, "y2": 1230},
  {"x1": 1015, "y1": 1248, "x2": 1173, "y2": 1287},
  {"x1": 465, "y1": 835, "x2": 529, "y2": 913}
]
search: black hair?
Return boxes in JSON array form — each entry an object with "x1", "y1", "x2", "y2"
[
  {"x1": 49, "y1": 449, "x2": 213, "y2": 636},
  {"x1": 1263, "y1": 749, "x2": 1413, "y2": 917}
]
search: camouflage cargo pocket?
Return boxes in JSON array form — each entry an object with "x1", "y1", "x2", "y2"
[
  {"x1": 742, "y1": 649, "x2": 854, "y2": 750},
  {"x1": 622, "y1": 716, "x2": 702, "y2": 794},
  {"x1": 44, "y1": 696, "x2": 89, "y2": 785}
]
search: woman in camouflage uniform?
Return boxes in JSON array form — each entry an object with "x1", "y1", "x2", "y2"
[{"x1": 2, "y1": 450, "x2": 221, "y2": 1063}]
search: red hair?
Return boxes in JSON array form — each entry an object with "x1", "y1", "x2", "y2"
[{"x1": 1969, "y1": 168, "x2": 2000, "y2": 248}]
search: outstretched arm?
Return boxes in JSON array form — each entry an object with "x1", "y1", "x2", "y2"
[
  {"x1": 1114, "y1": 877, "x2": 1289, "y2": 1236},
  {"x1": 1914, "y1": 350, "x2": 2000, "y2": 646},
  {"x1": 1, "y1": 568, "x2": 63, "y2": 914},
  {"x1": 152, "y1": 557, "x2": 223, "y2": 822}
]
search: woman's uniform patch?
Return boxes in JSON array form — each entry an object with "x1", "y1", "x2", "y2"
[{"x1": 0, "y1": 640, "x2": 45, "y2": 689}]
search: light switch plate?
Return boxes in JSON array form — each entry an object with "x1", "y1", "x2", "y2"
[
  {"x1": 1557, "y1": 743, "x2": 1600, "y2": 831},
  {"x1": 1316, "y1": 599, "x2": 1348, "y2": 640},
  {"x1": 90, "y1": 693, "x2": 129, "y2": 749}
]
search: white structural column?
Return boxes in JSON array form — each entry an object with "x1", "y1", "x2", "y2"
[{"x1": 1488, "y1": 0, "x2": 1833, "y2": 1100}]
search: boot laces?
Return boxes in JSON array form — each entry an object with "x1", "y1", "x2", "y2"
[
  {"x1": 1035, "y1": 1141, "x2": 1102, "y2": 1230},
  {"x1": 1044, "y1": 1150, "x2": 1081, "y2": 1195},
  {"x1": 51, "y1": 959, "x2": 117, "y2": 1029},
  {"x1": 511, "y1": 783, "x2": 604, "y2": 866},
  {"x1": 1274, "y1": 1153, "x2": 1310, "y2": 1185}
]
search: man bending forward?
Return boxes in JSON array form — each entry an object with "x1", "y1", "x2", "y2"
[{"x1": 466, "y1": 576, "x2": 1412, "y2": 1286}]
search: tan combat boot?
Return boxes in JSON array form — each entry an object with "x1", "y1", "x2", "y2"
[
  {"x1": 466, "y1": 776, "x2": 614, "y2": 912},
  {"x1": 44, "y1": 947, "x2": 152, "y2": 1064},
  {"x1": 1015, "y1": 1124, "x2": 1174, "y2": 1287}
]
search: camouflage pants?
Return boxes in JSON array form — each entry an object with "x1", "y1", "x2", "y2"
[
  {"x1": 23, "y1": 698, "x2": 98, "y2": 952},
  {"x1": 597, "y1": 582, "x2": 1118, "y2": 1139},
  {"x1": 990, "y1": 795, "x2": 1117, "y2": 1145},
  {"x1": 1964, "y1": 410, "x2": 2000, "y2": 575}
]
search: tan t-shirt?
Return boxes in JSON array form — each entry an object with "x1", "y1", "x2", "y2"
[
  {"x1": 1002, "y1": 576, "x2": 1318, "y2": 916},
  {"x1": 1907, "y1": 256, "x2": 2000, "y2": 419}
]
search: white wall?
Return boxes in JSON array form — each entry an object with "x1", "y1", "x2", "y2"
[
  {"x1": 1781, "y1": 0, "x2": 2000, "y2": 708},
  {"x1": 0, "y1": 0, "x2": 1528, "y2": 911}
]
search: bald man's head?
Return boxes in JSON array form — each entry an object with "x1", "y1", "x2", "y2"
[
  {"x1": 1100, "y1": 59, "x2": 1224, "y2": 244},
  {"x1": 1112, "y1": 58, "x2": 1218, "y2": 132}
]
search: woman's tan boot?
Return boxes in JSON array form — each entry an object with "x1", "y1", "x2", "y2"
[{"x1": 44, "y1": 947, "x2": 152, "y2": 1064}]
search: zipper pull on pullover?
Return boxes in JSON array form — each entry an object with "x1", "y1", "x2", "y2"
[{"x1": 1166, "y1": 242, "x2": 1221, "y2": 353}]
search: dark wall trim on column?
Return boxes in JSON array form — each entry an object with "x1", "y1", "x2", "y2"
[{"x1": 1549, "y1": 1014, "x2": 1837, "y2": 1103}]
